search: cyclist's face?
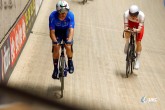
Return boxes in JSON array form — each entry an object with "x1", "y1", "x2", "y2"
[
  {"x1": 130, "y1": 16, "x2": 137, "y2": 20},
  {"x1": 59, "y1": 12, "x2": 67, "y2": 20}
]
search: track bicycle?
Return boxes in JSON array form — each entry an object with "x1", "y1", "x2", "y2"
[
  {"x1": 58, "y1": 40, "x2": 68, "y2": 98},
  {"x1": 123, "y1": 29, "x2": 137, "y2": 78}
]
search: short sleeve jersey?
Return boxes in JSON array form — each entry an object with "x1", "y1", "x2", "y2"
[
  {"x1": 49, "y1": 11, "x2": 75, "y2": 30},
  {"x1": 124, "y1": 10, "x2": 145, "y2": 27}
]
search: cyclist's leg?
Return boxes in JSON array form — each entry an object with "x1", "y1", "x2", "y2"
[
  {"x1": 62, "y1": 29, "x2": 73, "y2": 58},
  {"x1": 52, "y1": 32, "x2": 62, "y2": 79},
  {"x1": 65, "y1": 43, "x2": 74, "y2": 73},
  {"x1": 52, "y1": 44, "x2": 60, "y2": 79},
  {"x1": 64, "y1": 29, "x2": 74, "y2": 73},
  {"x1": 136, "y1": 26, "x2": 144, "y2": 52},
  {"x1": 124, "y1": 31, "x2": 131, "y2": 54},
  {"x1": 65, "y1": 41, "x2": 73, "y2": 58},
  {"x1": 134, "y1": 26, "x2": 144, "y2": 69}
]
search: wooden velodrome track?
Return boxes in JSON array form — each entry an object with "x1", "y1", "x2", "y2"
[{"x1": 7, "y1": 0, "x2": 165, "y2": 109}]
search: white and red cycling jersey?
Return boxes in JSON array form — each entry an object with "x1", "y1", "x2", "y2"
[{"x1": 124, "y1": 10, "x2": 145, "y2": 41}]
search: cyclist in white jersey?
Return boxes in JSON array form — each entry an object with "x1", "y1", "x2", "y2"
[{"x1": 123, "y1": 5, "x2": 145, "y2": 69}]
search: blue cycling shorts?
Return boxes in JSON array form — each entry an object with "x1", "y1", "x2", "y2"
[{"x1": 55, "y1": 29, "x2": 73, "y2": 44}]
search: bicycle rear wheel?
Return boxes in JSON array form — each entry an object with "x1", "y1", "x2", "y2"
[
  {"x1": 59, "y1": 57, "x2": 65, "y2": 98},
  {"x1": 131, "y1": 61, "x2": 135, "y2": 74}
]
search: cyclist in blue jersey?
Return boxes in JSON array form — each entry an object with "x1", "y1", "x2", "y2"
[{"x1": 49, "y1": 0, "x2": 75, "y2": 79}]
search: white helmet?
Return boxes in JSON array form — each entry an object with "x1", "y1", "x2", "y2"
[
  {"x1": 129, "y1": 5, "x2": 139, "y2": 16},
  {"x1": 56, "y1": 0, "x2": 69, "y2": 13}
]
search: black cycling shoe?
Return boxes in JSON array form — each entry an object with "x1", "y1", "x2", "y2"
[
  {"x1": 52, "y1": 68, "x2": 59, "y2": 79},
  {"x1": 68, "y1": 60, "x2": 74, "y2": 74}
]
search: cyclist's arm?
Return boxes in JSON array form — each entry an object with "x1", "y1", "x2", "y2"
[
  {"x1": 49, "y1": 14, "x2": 57, "y2": 43},
  {"x1": 68, "y1": 28, "x2": 74, "y2": 41},
  {"x1": 123, "y1": 12, "x2": 129, "y2": 30},
  {"x1": 67, "y1": 12, "x2": 75, "y2": 41},
  {"x1": 135, "y1": 12, "x2": 145, "y2": 33},
  {"x1": 135, "y1": 25, "x2": 142, "y2": 33},
  {"x1": 135, "y1": 21, "x2": 144, "y2": 33},
  {"x1": 50, "y1": 30, "x2": 57, "y2": 43}
]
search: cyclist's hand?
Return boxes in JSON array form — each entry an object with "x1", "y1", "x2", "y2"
[
  {"x1": 133, "y1": 28, "x2": 137, "y2": 33},
  {"x1": 66, "y1": 38, "x2": 72, "y2": 45},
  {"x1": 124, "y1": 27, "x2": 129, "y2": 31},
  {"x1": 53, "y1": 40, "x2": 60, "y2": 46}
]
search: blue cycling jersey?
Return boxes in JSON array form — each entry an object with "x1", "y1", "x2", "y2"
[{"x1": 49, "y1": 11, "x2": 75, "y2": 30}]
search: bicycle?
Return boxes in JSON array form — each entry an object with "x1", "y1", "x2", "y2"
[
  {"x1": 123, "y1": 29, "x2": 137, "y2": 78},
  {"x1": 58, "y1": 40, "x2": 68, "y2": 98}
]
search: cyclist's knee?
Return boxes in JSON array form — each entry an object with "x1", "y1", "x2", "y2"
[
  {"x1": 136, "y1": 41, "x2": 141, "y2": 46},
  {"x1": 66, "y1": 45, "x2": 73, "y2": 53},
  {"x1": 53, "y1": 44, "x2": 60, "y2": 48},
  {"x1": 124, "y1": 32, "x2": 131, "y2": 39},
  {"x1": 53, "y1": 45, "x2": 60, "y2": 52},
  {"x1": 136, "y1": 41, "x2": 142, "y2": 51}
]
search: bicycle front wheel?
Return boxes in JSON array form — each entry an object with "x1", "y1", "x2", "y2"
[
  {"x1": 59, "y1": 57, "x2": 65, "y2": 97},
  {"x1": 126, "y1": 44, "x2": 132, "y2": 78},
  {"x1": 126, "y1": 60, "x2": 131, "y2": 78}
]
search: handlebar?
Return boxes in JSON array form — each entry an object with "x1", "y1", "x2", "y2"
[
  {"x1": 124, "y1": 29, "x2": 136, "y2": 33},
  {"x1": 58, "y1": 40, "x2": 65, "y2": 46},
  {"x1": 53, "y1": 40, "x2": 72, "y2": 45},
  {"x1": 123, "y1": 29, "x2": 137, "y2": 38}
]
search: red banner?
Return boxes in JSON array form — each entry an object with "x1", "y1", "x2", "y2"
[{"x1": 10, "y1": 15, "x2": 26, "y2": 67}]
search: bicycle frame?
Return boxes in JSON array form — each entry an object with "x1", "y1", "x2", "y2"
[
  {"x1": 58, "y1": 40, "x2": 67, "y2": 98},
  {"x1": 124, "y1": 30, "x2": 137, "y2": 77},
  {"x1": 126, "y1": 33, "x2": 136, "y2": 61}
]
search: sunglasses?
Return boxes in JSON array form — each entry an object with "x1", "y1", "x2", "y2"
[
  {"x1": 58, "y1": 9, "x2": 68, "y2": 14},
  {"x1": 129, "y1": 11, "x2": 139, "y2": 17}
]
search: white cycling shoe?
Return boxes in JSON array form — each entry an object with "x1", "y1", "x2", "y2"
[{"x1": 134, "y1": 60, "x2": 140, "y2": 70}]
